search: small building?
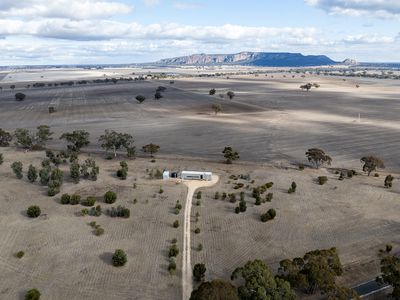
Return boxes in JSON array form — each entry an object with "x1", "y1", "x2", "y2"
[
  {"x1": 181, "y1": 171, "x2": 212, "y2": 181},
  {"x1": 163, "y1": 170, "x2": 170, "y2": 180}
]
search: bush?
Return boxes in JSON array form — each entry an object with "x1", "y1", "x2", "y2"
[
  {"x1": 261, "y1": 209, "x2": 276, "y2": 222},
  {"x1": 27, "y1": 165, "x2": 38, "y2": 182},
  {"x1": 173, "y1": 220, "x2": 180, "y2": 228},
  {"x1": 11, "y1": 161, "x2": 23, "y2": 179},
  {"x1": 229, "y1": 193, "x2": 236, "y2": 203},
  {"x1": 0, "y1": 153, "x2": 3, "y2": 165},
  {"x1": 81, "y1": 196, "x2": 96, "y2": 207},
  {"x1": 222, "y1": 192, "x2": 227, "y2": 200},
  {"x1": 27, "y1": 205, "x2": 41, "y2": 218},
  {"x1": 318, "y1": 176, "x2": 328, "y2": 185},
  {"x1": 235, "y1": 207, "x2": 240, "y2": 214},
  {"x1": 196, "y1": 191, "x2": 202, "y2": 199},
  {"x1": 25, "y1": 288, "x2": 40, "y2": 300},
  {"x1": 89, "y1": 205, "x2": 102, "y2": 217},
  {"x1": 60, "y1": 193, "x2": 70, "y2": 205},
  {"x1": 104, "y1": 191, "x2": 117, "y2": 204},
  {"x1": 255, "y1": 197, "x2": 261, "y2": 206},
  {"x1": 70, "y1": 162, "x2": 80, "y2": 183},
  {"x1": 193, "y1": 263, "x2": 207, "y2": 281},
  {"x1": 112, "y1": 249, "x2": 127, "y2": 267},
  {"x1": 15, "y1": 251, "x2": 25, "y2": 258},
  {"x1": 39, "y1": 167, "x2": 50, "y2": 185},
  {"x1": 384, "y1": 175, "x2": 394, "y2": 188},
  {"x1": 15, "y1": 92, "x2": 26, "y2": 101},
  {"x1": 116, "y1": 167, "x2": 127, "y2": 180},
  {"x1": 198, "y1": 243, "x2": 203, "y2": 251},
  {"x1": 239, "y1": 200, "x2": 247, "y2": 212},
  {"x1": 168, "y1": 261, "x2": 177, "y2": 274},
  {"x1": 266, "y1": 193, "x2": 273, "y2": 202},
  {"x1": 70, "y1": 194, "x2": 81, "y2": 205},
  {"x1": 194, "y1": 228, "x2": 201, "y2": 234},
  {"x1": 175, "y1": 201, "x2": 182, "y2": 210},
  {"x1": 107, "y1": 205, "x2": 130, "y2": 218},
  {"x1": 214, "y1": 192, "x2": 220, "y2": 200},
  {"x1": 136, "y1": 95, "x2": 146, "y2": 103},
  {"x1": 94, "y1": 226, "x2": 104, "y2": 236},
  {"x1": 288, "y1": 182, "x2": 297, "y2": 194},
  {"x1": 169, "y1": 244, "x2": 179, "y2": 257}
]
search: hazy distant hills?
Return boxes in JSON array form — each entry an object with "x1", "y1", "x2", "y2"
[{"x1": 156, "y1": 52, "x2": 337, "y2": 67}]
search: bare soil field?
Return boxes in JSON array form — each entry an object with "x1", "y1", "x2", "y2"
[
  {"x1": 1, "y1": 69, "x2": 400, "y2": 299},
  {"x1": 1, "y1": 72, "x2": 400, "y2": 170}
]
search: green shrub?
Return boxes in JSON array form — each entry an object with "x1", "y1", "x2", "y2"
[
  {"x1": 288, "y1": 182, "x2": 297, "y2": 194},
  {"x1": 89, "y1": 205, "x2": 102, "y2": 217},
  {"x1": 27, "y1": 165, "x2": 38, "y2": 182},
  {"x1": 104, "y1": 191, "x2": 117, "y2": 204},
  {"x1": 39, "y1": 167, "x2": 50, "y2": 185},
  {"x1": 255, "y1": 197, "x2": 261, "y2": 206},
  {"x1": 81, "y1": 196, "x2": 96, "y2": 206},
  {"x1": 112, "y1": 249, "x2": 127, "y2": 267},
  {"x1": 171, "y1": 238, "x2": 177, "y2": 244},
  {"x1": 107, "y1": 205, "x2": 130, "y2": 218},
  {"x1": 175, "y1": 201, "x2": 182, "y2": 210},
  {"x1": 0, "y1": 153, "x2": 3, "y2": 165},
  {"x1": 116, "y1": 167, "x2": 127, "y2": 180},
  {"x1": 214, "y1": 192, "x2": 220, "y2": 199},
  {"x1": 60, "y1": 193, "x2": 70, "y2": 205},
  {"x1": 173, "y1": 220, "x2": 180, "y2": 228},
  {"x1": 169, "y1": 244, "x2": 179, "y2": 257},
  {"x1": 196, "y1": 191, "x2": 202, "y2": 199},
  {"x1": 235, "y1": 207, "x2": 240, "y2": 214},
  {"x1": 168, "y1": 261, "x2": 177, "y2": 274},
  {"x1": 229, "y1": 193, "x2": 236, "y2": 203},
  {"x1": 239, "y1": 200, "x2": 247, "y2": 212},
  {"x1": 197, "y1": 243, "x2": 203, "y2": 251},
  {"x1": 94, "y1": 226, "x2": 104, "y2": 236},
  {"x1": 70, "y1": 194, "x2": 81, "y2": 205},
  {"x1": 193, "y1": 263, "x2": 206, "y2": 281},
  {"x1": 11, "y1": 161, "x2": 23, "y2": 179},
  {"x1": 25, "y1": 288, "x2": 41, "y2": 300},
  {"x1": 222, "y1": 192, "x2": 227, "y2": 200},
  {"x1": 194, "y1": 228, "x2": 201, "y2": 234},
  {"x1": 196, "y1": 200, "x2": 201, "y2": 206},
  {"x1": 70, "y1": 162, "x2": 80, "y2": 183},
  {"x1": 318, "y1": 176, "x2": 328, "y2": 185},
  {"x1": 266, "y1": 193, "x2": 273, "y2": 202},
  {"x1": 374, "y1": 173, "x2": 380, "y2": 177},
  {"x1": 81, "y1": 209, "x2": 89, "y2": 216},
  {"x1": 384, "y1": 175, "x2": 394, "y2": 188},
  {"x1": 261, "y1": 209, "x2": 276, "y2": 222},
  {"x1": 15, "y1": 251, "x2": 25, "y2": 258},
  {"x1": 27, "y1": 205, "x2": 41, "y2": 218},
  {"x1": 299, "y1": 164, "x2": 305, "y2": 170}
]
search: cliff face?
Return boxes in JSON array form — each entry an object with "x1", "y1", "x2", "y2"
[{"x1": 157, "y1": 52, "x2": 337, "y2": 67}]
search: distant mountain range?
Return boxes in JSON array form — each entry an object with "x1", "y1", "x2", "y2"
[{"x1": 156, "y1": 52, "x2": 338, "y2": 67}]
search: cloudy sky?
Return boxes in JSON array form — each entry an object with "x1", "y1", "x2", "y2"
[{"x1": 1, "y1": 0, "x2": 399, "y2": 65}]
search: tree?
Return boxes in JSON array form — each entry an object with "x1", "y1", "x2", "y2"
[
  {"x1": 190, "y1": 279, "x2": 239, "y2": 300},
  {"x1": 15, "y1": 92, "x2": 26, "y2": 101},
  {"x1": 104, "y1": 191, "x2": 117, "y2": 204},
  {"x1": 36, "y1": 125, "x2": 53, "y2": 146},
  {"x1": 80, "y1": 158, "x2": 99, "y2": 181},
  {"x1": 361, "y1": 155, "x2": 385, "y2": 176},
  {"x1": 11, "y1": 161, "x2": 23, "y2": 179},
  {"x1": 212, "y1": 104, "x2": 222, "y2": 115},
  {"x1": 60, "y1": 130, "x2": 90, "y2": 152},
  {"x1": 155, "y1": 92, "x2": 163, "y2": 99},
  {"x1": 231, "y1": 260, "x2": 295, "y2": 300},
  {"x1": 14, "y1": 128, "x2": 33, "y2": 149},
  {"x1": 27, "y1": 165, "x2": 38, "y2": 182},
  {"x1": 27, "y1": 205, "x2": 41, "y2": 218},
  {"x1": 112, "y1": 249, "x2": 127, "y2": 266},
  {"x1": 99, "y1": 130, "x2": 134, "y2": 158},
  {"x1": 0, "y1": 128, "x2": 12, "y2": 146},
  {"x1": 376, "y1": 245, "x2": 400, "y2": 299},
  {"x1": 261, "y1": 208, "x2": 276, "y2": 222},
  {"x1": 70, "y1": 162, "x2": 80, "y2": 183},
  {"x1": 300, "y1": 83, "x2": 312, "y2": 91},
  {"x1": 227, "y1": 91, "x2": 235, "y2": 99},
  {"x1": 39, "y1": 167, "x2": 51, "y2": 185},
  {"x1": 305, "y1": 148, "x2": 332, "y2": 169},
  {"x1": 209, "y1": 88, "x2": 216, "y2": 96},
  {"x1": 136, "y1": 95, "x2": 146, "y2": 103},
  {"x1": 193, "y1": 263, "x2": 207, "y2": 282},
  {"x1": 25, "y1": 288, "x2": 41, "y2": 300},
  {"x1": 222, "y1": 147, "x2": 239, "y2": 164},
  {"x1": 142, "y1": 143, "x2": 160, "y2": 158},
  {"x1": 278, "y1": 247, "x2": 353, "y2": 296}
]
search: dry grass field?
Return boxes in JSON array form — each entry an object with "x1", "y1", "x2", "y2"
[{"x1": 1, "y1": 68, "x2": 400, "y2": 299}]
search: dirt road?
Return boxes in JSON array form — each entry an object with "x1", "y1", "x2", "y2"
[{"x1": 182, "y1": 176, "x2": 219, "y2": 300}]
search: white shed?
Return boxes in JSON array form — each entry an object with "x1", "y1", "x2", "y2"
[
  {"x1": 163, "y1": 170, "x2": 170, "y2": 180},
  {"x1": 181, "y1": 171, "x2": 212, "y2": 181}
]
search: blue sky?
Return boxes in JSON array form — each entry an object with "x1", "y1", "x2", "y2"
[{"x1": 0, "y1": 0, "x2": 399, "y2": 65}]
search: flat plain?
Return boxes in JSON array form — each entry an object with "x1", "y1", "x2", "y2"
[{"x1": 1, "y1": 68, "x2": 400, "y2": 299}]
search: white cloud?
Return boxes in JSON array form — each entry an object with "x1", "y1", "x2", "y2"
[
  {"x1": 305, "y1": 0, "x2": 400, "y2": 18},
  {"x1": 173, "y1": 2, "x2": 202, "y2": 10},
  {"x1": 0, "y1": 0, "x2": 132, "y2": 20},
  {"x1": 142, "y1": 0, "x2": 160, "y2": 7}
]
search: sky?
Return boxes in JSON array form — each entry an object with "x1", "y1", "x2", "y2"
[{"x1": 0, "y1": 0, "x2": 399, "y2": 65}]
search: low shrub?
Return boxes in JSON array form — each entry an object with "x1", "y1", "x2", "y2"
[
  {"x1": 196, "y1": 191, "x2": 202, "y2": 199},
  {"x1": 15, "y1": 251, "x2": 25, "y2": 258},
  {"x1": 70, "y1": 194, "x2": 81, "y2": 205},
  {"x1": 261, "y1": 209, "x2": 276, "y2": 222},
  {"x1": 25, "y1": 288, "x2": 41, "y2": 300},
  {"x1": 214, "y1": 192, "x2": 220, "y2": 200},
  {"x1": 81, "y1": 196, "x2": 96, "y2": 207},
  {"x1": 169, "y1": 244, "x2": 179, "y2": 257},
  {"x1": 107, "y1": 205, "x2": 130, "y2": 218},
  {"x1": 112, "y1": 249, "x2": 127, "y2": 267},
  {"x1": 173, "y1": 220, "x2": 180, "y2": 228},
  {"x1": 60, "y1": 193, "x2": 70, "y2": 205},
  {"x1": 384, "y1": 175, "x2": 394, "y2": 188},
  {"x1": 318, "y1": 176, "x2": 328, "y2": 185},
  {"x1": 104, "y1": 191, "x2": 117, "y2": 204},
  {"x1": 194, "y1": 228, "x2": 201, "y2": 234},
  {"x1": 288, "y1": 182, "x2": 297, "y2": 194},
  {"x1": 27, "y1": 205, "x2": 41, "y2": 218},
  {"x1": 94, "y1": 226, "x2": 104, "y2": 236}
]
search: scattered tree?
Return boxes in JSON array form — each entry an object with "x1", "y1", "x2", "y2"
[
  {"x1": 142, "y1": 143, "x2": 160, "y2": 158},
  {"x1": 190, "y1": 279, "x2": 239, "y2": 300},
  {"x1": 112, "y1": 249, "x2": 127, "y2": 267},
  {"x1": 231, "y1": 260, "x2": 295, "y2": 300},
  {"x1": 27, "y1": 205, "x2": 41, "y2": 218},
  {"x1": 15, "y1": 92, "x2": 26, "y2": 101},
  {"x1": 376, "y1": 245, "x2": 400, "y2": 299},
  {"x1": 305, "y1": 148, "x2": 332, "y2": 169},
  {"x1": 222, "y1": 147, "x2": 240, "y2": 164},
  {"x1": 361, "y1": 155, "x2": 385, "y2": 176},
  {"x1": 25, "y1": 288, "x2": 41, "y2": 300},
  {"x1": 27, "y1": 165, "x2": 38, "y2": 182},
  {"x1": 0, "y1": 128, "x2": 12, "y2": 146},
  {"x1": 193, "y1": 263, "x2": 207, "y2": 282},
  {"x1": 99, "y1": 130, "x2": 135, "y2": 158},
  {"x1": 60, "y1": 130, "x2": 90, "y2": 152},
  {"x1": 11, "y1": 161, "x2": 23, "y2": 179},
  {"x1": 211, "y1": 104, "x2": 222, "y2": 115}
]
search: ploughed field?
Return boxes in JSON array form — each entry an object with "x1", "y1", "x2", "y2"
[{"x1": 1, "y1": 74, "x2": 400, "y2": 170}]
